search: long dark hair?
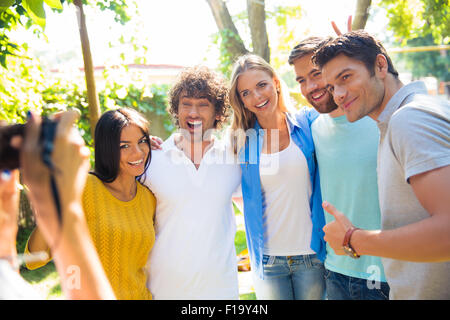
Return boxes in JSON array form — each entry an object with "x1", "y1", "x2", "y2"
[{"x1": 92, "y1": 108, "x2": 151, "y2": 183}]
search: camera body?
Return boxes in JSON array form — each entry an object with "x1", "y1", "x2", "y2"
[{"x1": 0, "y1": 118, "x2": 58, "y2": 171}]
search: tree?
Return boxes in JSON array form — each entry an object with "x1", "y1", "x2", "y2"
[
  {"x1": 73, "y1": 0, "x2": 100, "y2": 139},
  {"x1": 0, "y1": 0, "x2": 63, "y2": 68},
  {"x1": 247, "y1": 0, "x2": 269, "y2": 62},
  {"x1": 206, "y1": 0, "x2": 269, "y2": 64},
  {"x1": 206, "y1": 0, "x2": 376, "y2": 75},
  {"x1": 353, "y1": 0, "x2": 372, "y2": 30},
  {"x1": 394, "y1": 34, "x2": 449, "y2": 94},
  {"x1": 367, "y1": 0, "x2": 449, "y2": 94},
  {"x1": 0, "y1": 0, "x2": 135, "y2": 139},
  {"x1": 377, "y1": 0, "x2": 449, "y2": 45},
  {"x1": 206, "y1": 0, "x2": 248, "y2": 62}
]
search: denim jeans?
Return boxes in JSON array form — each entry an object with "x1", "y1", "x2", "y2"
[
  {"x1": 325, "y1": 269, "x2": 390, "y2": 300},
  {"x1": 252, "y1": 254, "x2": 326, "y2": 300}
]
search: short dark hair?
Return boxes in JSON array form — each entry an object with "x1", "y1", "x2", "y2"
[
  {"x1": 168, "y1": 65, "x2": 231, "y2": 129},
  {"x1": 288, "y1": 36, "x2": 332, "y2": 65},
  {"x1": 312, "y1": 30, "x2": 399, "y2": 78},
  {"x1": 93, "y1": 108, "x2": 151, "y2": 183}
]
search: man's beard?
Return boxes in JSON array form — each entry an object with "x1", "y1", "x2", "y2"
[{"x1": 309, "y1": 95, "x2": 338, "y2": 114}]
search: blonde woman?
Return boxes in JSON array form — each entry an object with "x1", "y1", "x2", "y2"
[{"x1": 229, "y1": 54, "x2": 326, "y2": 300}]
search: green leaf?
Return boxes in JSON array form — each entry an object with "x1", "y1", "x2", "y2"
[
  {"x1": 0, "y1": 0, "x2": 15, "y2": 13},
  {"x1": 22, "y1": 0, "x2": 46, "y2": 28},
  {"x1": 0, "y1": 0, "x2": 15, "y2": 8},
  {"x1": 0, "y1": 54, "x2": 7, "y2": 69},
  {"x1": 43, "y1": 0, "x2": 62, "y2": 10}
]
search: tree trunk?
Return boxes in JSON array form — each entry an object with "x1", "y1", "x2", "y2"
[
  {"x1": 206, "y1": 0, "x2": 248, "y2": 61},
  {"x1": 247, "y1": 0, "x2": 270, "y2": 62},
  {"x1": 353, "y1": 0, "x2": 372, "y2": 30},
  {"x1": 73, "y1": 0, "x2": 101, "y2": 142}
]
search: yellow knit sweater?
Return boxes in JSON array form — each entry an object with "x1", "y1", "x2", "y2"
[{"x1": 25, "y1": 174, "x2": 156, "y2": 300}]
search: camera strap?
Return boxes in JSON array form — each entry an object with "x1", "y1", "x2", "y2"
[{"x1": 50, "y1": 175, "x2": 62, "y2": 224}]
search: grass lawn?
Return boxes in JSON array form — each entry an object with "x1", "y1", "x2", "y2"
[
  {"x1": 19, "y1": 206, "x2": 256, "y2": 300},
  {"x1": 20, "y1": 262, "x2": 62, "y2": 299}
]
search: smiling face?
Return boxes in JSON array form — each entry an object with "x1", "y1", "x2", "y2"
[
  {"x1": 236, "y1": 69, "x2": 280, "y2": 121},
  {"x1": 118, "y1": 124, "x2": 150, "y2": 178},
  {"x1": 293, "y1": 53, "x2": 338, "y2": 114},
  {"x1": 322, "y1": 54, "x2": 386, "y2": 122},
  {"x1": 177, "y1": 92, "x2": 219, "y2": 141}
]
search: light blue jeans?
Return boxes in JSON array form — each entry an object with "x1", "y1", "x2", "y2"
[{"x1": 252, "y1": 254, "x2": 326, "y2": 300}]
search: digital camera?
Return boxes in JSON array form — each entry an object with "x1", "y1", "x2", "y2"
[{"x1": 0, "y1": 117, "x2": 58, "y2": 171}]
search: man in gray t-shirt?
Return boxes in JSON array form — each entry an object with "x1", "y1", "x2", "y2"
[{"x1": 313, "y1": 31, "x2": 450, "y2": 299}]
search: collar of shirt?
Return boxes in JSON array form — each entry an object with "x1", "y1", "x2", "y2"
[
  {"x1": 161, "y1": 132, "x2": 230, "y2": 161},
  {"x1": 253, "y1": 112, "x2": 301, "y2": 134},
  {"x1": 238, "y1": 112, "x2": 299, "y2": 160},
  {"x1": 377, "y1": 81, "x2": 428, "y2": 132}
]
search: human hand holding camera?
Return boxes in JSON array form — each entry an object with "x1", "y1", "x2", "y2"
[
  {"x1": 20, "y1": 110, "x2": 90, "y2": 251},
  {"x1": 0, "y1": 110, "x2": 114, "y2": 299}
]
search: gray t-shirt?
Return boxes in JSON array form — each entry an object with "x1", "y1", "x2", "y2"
[{"x1": 377, "y1": 81, "x2": 450, "y2": 300}]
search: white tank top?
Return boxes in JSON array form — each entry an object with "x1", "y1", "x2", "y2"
[{"x1": 259, "y1": 132, "x2": 315, "y2": 256}]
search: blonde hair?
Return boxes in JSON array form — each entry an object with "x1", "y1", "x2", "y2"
[{"x1": 229, "y1": 54, "x2": 291, "y2": 154}]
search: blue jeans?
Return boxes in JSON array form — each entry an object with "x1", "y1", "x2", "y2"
[
  {"x1": 252, "y1": 254, "x2": 326, "y2": 300},
  {"x1": 325, "y1": 269, "x2": 390, "y2": 300}
]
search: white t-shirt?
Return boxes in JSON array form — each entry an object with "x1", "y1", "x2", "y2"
[
  {"x1": 260, "y1": 134, "x2": 315, "y2": 256},
  {"x1": 142, "y1": 134, "x2": 241, "y2": 300},
  {"x1": 0, "y1": 260, "x2": 41, "y2": 299}
]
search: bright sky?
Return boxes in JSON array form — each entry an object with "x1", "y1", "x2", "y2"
[{"x1": 23, "y1": 0, "x2": 375, "y2": 69}]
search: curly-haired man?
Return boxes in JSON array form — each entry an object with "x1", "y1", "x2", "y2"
[{"x1": 141, "y1": 65, "x2": 242, "y2": 300}]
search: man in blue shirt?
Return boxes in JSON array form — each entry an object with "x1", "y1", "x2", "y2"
[{"x1": 287, "y1": 37, "x2": 389, "y2": 299}]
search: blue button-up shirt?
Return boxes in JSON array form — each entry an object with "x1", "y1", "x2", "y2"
[{"x1": 238, "y1": 107, "x2": 326, "y2": 279}]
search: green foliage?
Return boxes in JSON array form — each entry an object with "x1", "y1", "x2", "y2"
[
  {"x1": 20, "y1": 260, "x2": 62, "y2": 299},
  {"x1": 267, "y1": 5, "x2": 303, "y2": 71},
  {"x1": 0, "y1": 56, "x2": 45, "y2": 122},
  {"x1": 16, "y1": 224, "x2": 33, "y2": 254},
  {"x1": 0, "y1": 4, "x2": 26, "y2": 67},
  {"x1": 101, "y1": 81, "x2": 175, "y2": 134},
  {"x1": 212, "y1": 28, "x2": 243, "y2": 77},
  {"x1": 22, "y1": 0, "x2": 48, "y2": 28},
  {"x1": 94, "y1": 0, "x2": 130, "y2": 25},
  {"x1": 0, "y1": 0, "x2": 135, "y2": 69},
  {"x1": 0, "y1": 0, "x2": 16, "y2": 11},
  {"x1": 0, "y1": 55, "x2": 173, "y2": 157},
  {"x1": 379, "y1": 0, "x2": 449, "y2": 44},
  {"x1": 210, "y1": 4, "x2": 305, "y2": 79},
  {"x1": 393, "y1": 34, "x2": 449, "y2": 82},
  {"x1": 1, "y1": 54, "x2": 174, "y2": 228}
]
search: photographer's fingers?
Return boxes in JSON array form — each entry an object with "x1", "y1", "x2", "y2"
[
  {"x1": 10, "y1": 136, "x2": 23, "y2": 149},
  {"x1": 54, "y1": 110, "x2": 87, "y2": 158},
  {"x1": 55, "y1": 110, "x2": 79, "y2": 139},
  {"x1": 21, "y1": 111, "x2": 49, "y2": 188},
  {"x1": 23, "y1": 111, "x2": 41, "y2": 157},
  {"x1": 51, "y1": 111, "x2": 90, "y2": 217}
]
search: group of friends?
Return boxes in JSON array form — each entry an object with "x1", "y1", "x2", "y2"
[{"x1": 0, "y1": 26, "x2": 449, "y2": 300}]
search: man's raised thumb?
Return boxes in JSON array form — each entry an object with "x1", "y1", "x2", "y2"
[{"x1": 322, "y1": 201, "x2": 341, "y2": 220}]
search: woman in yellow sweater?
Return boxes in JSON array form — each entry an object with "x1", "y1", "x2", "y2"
[{"x1": 25, "y1": 108, "x2": 156, "y2": 300}]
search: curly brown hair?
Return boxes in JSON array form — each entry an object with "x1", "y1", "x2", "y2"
[{"x1": 168, "y1": 65, "x2": 231, "y2": 129}]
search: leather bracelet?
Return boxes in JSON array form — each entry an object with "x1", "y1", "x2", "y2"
[{"x1": 343, "y1": 227, "x2": 361, "y2": 257}]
